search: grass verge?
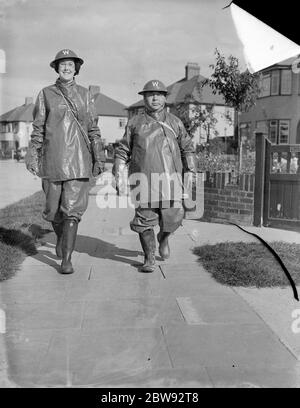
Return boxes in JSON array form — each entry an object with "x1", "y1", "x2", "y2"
[
  {"x1": 0, "y1": 191, "x2": 51, "y2": 281},
  {"x1": 193, "y1": 241, "x2": 300, "y2": 288}
]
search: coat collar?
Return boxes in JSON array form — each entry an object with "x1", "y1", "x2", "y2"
[{"x1": 145, "y1": 107, "x2": 167, "y2": 122}]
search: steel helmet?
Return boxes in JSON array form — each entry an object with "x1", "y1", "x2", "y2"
[
  {"x1": 50, "y1": 49, "x2": 84, "y2": 71},
  {"x1": 138, "y1": 79, "x2": 168, "y2": 95}
]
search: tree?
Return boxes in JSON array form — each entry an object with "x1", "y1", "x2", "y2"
[
  {"x1": 205, "y1": 49, "x2": 261, "y2": 172},
  {"x1": 174, "y1": 94, "x2": 218, "y2": 144}
]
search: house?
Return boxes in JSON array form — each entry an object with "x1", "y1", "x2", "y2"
[
  {"x1": 239, "y1": 56, "x2": 300, "y2": 147},
  {"x1": 0, "y1": 86, "x2": 128, "y2": 157},
  {"x1": 89, "y1": 85, "x2": 128, "y2": 146},
  {"x1": 0, "y1": 97, "x2": 34, "y2": 157},
  {"x1": 126, "y1": 63, "x2": 235, "y2": 149}
]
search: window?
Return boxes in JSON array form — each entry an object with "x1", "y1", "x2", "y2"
[
  {"x1": 12, "y1": 122, "x2": 19, "y2": 133},
  {"x1": 0, "y1": 141, "x2": 9, "y2": 150},
  {"x1": 258, "y1": 119, "x2": 290, "y2": 144},
  {"x1": 281, "y1": 70, "x2": 292, "y2": 94},
  {"x1": 269, "y1": 120, "x2": 278, "y2": 144},
  {"x1": 270, "y1": 70, "x2": 280, "y2": 95},
  {"x1": 260, "y1": 74, "x2": 271, "y2": 97},
  {"x1": 119, "y1": 118, "x2": 126, "y2": 129},
  {"x1": 279, "y1": 120, "x2": 289, "y2": 144},
  {"x1": 259, "y1": 69, "x2": 292, "y2": 97}
]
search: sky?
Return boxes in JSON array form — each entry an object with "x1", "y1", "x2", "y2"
[{"x1": 0, "y1": 0, "x2": 245, "y2": 114}]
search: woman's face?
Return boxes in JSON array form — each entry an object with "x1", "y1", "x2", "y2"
[{"x1": 58, "y1": 59, "x2": 76, "y2": 82}]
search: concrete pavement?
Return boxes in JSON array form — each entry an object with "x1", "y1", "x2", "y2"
[
  {"x1": 0, "y1": 172, "x2": 300, "y2": 387},
  {"x1": 0, "y1": 159, "x2": 41, "y2": 387},
  {"x1": 0, "y1": 160, "x2": 41, "y2": 209}
]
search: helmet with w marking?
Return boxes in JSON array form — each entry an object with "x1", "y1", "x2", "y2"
[
  {"x1": 138, "y1": 79, "x2": 168, "y2": 95},
  {"x1": 50, "y1": 49, "x2": 84, "y2": 74}
]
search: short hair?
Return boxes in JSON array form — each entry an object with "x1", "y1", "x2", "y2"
[{"x1": 54, "y1": 60, "x2": 81, "y2": 76}]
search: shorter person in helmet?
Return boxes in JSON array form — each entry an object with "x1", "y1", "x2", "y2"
[
  {"x1": 25, "y1": 49, "x2": 106, "y2": 275},
  {"x1": 113, "y1": 79, "x2": 196, "y2": 272}
]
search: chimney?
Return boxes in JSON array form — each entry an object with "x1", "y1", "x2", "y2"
[
  {"x1": 185, "y1": 63, "x2": 200, "y2": 80},
  {"x1": 25, "y1": 97, "x2": 33, "y2": 105},
  {"x1": 89, "y1": 85, "x2": 100, "y2": 97}
]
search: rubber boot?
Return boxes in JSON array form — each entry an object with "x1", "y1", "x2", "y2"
[
  {"x1": 139, "y1": 229, "x2": 156, "y2": 273},
  {"x1": 157, "y1": 230, "x2": 171, "y2": 260},
  {"x1": 51, "y1": 222, "x2": 63, "y2": 259},
  {"x1": 60, "y1": 219, "x2": 78, "y2": 274}
]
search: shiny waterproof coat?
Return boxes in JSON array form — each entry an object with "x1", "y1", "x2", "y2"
[
  {"x1": 30, "y1": 80, "x2": 101, "y2": 181},
  {"x1": 114, "y1": 109, "x2": 196, "y2": 205}
]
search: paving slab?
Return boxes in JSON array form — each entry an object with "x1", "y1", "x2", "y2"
[
  {"x1": 160, "y1": 263, "x2": 215, "y2": 279},
  {"x1": 21, "y1": 251, "x2": 62, "y2": 268},
  {"x1": 0, "y1": 280, "x2": 67, "y2": 304},
  {"x1": 89, "y1": 263, "x2": 163, "y2": 280},
  {"x1": 0, "y1": 161, "x2": 41, "y2": 209},
  {"x1": 35, "y1": 327, "x2": 172, "y2": 387},
  {"x1": 234, "y1": 286, "x2": 300, "y2": 360},
  {"x1": 81, "y1": 297, "x2": 184, "y2": 330},
  {"x1": 12, "y1": 264, "x2": 92, "y2": 282},
  {"x1": 149, "y1": 276, "x2": 237, "y2": 298},
  {"x1": 4, "y1": 329, "x2": 52, "y2": 382},
  {"x1": 3, "y1": 301, "x2": 85, "y2": 330},
  {"x1": 206, "y1": 365, "x2": 300, "y2": 388},
  {"x1": 163, "y1": 324, "x2": 297, "y2": 369},
  {"x1": 71, "y1": 367, "x2": 213, "y2": 388},
  {"x1": 64, "y1": 278, "x2": 154, "y2": 302},
  {"x1": 183, "y1": 220, "x2": 300, "y2": 245},
  {"x1": 175, "y1": 293, "x2": 263, "y2": 325},
  {"x1": 74, "y1": 251, "x2": 141, "y2": 268}
]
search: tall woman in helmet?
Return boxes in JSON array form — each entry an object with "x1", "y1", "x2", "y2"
[{"x1": 25, "y1": 49, "x2": 105, "y2": 274}]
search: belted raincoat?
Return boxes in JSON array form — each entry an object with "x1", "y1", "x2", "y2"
[
  {"x1": 114, "y1": 109, "x2": 196, "y2": 207},
  {"x1": 30, "y1": 78, "x2": 102, "y2": 181}
]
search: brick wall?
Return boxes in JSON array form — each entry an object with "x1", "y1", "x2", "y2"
[{"x1": 203, "y1": 172, "x2": 255, "y2": 226}]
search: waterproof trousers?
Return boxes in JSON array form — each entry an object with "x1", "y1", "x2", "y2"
[
  {"x1": 130, "y1": 201, "x2": 184, "y2": 234},
  {"x1": 42, "y1": 178, "x2": 90, "y2": 223}
]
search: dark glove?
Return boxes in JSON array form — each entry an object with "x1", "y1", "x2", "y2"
[
  {"x1": 112, "y1": 157, "x2": 128, "y2": 195},
  {"x1": 25, "y1": 142, "x2": 40, "y2": 176},
  {"x1": 91, "y1": 139, "x2": 106, "y2": 177}
]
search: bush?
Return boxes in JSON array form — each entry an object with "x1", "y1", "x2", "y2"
[{"x1": 196, "y1": 149, "x2": 255, "y2": 174}]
